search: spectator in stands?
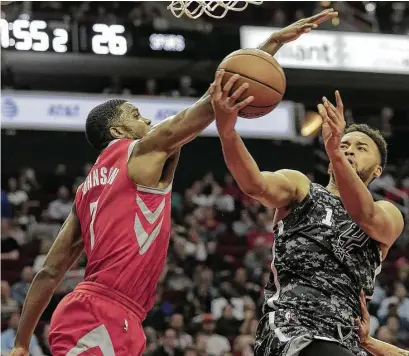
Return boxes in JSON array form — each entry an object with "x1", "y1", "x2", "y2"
[
  {"x1": 129, "y1": 4, "x2": 145, "y2": 27},
  {"x1": 152, "y1": 328, "x2": 183, "y2": 356},
  {"x1": 215, "y1": 303, "x2": 241, "y2": 338},
  {"x1": 200, "y1": 314, "x2": 231, "y2": 355},
  {"x1": 145, "y1": 78, "x2": 158, "y2": 96},
  {"x1": 246, "y1": 213, "x2": 274, "y2": 248},
  {"x1": 183, "y1": 346, "x2": 199, "y2": 356},
  {"x1": 150, "y1": 6, "x2": 169, "y2": 31},
  {"x1": 378, "y1": 282, "x2": 409, "y2": 323},
  {"x1": 169, "y1": 313, "x2": 194, "y2": 349},
  {"x1": 145, "y1": 326, "x2": 159, "y2": 354},
  {"x1": 244, "y1": 236, "x2": 270, "y2": 280},
  {"x1": 27, "y1": 209, "x2": 61, "y2": 242},
  {"x1": 12, "y1": 266, "x2": 34, "y2": 306},
  {"x1": 1, "y1": 219, "x2": 20, "y2": 261},
  {"x1": 47, "y1": 185, "x2": 72, "y2": 223},
  {"x1": 19, "y1": 168, "x2": 40, "y2": 194},
  {"x1": 269, "y1": 8, "x2": 287, "y2": 26},
  {"x1": 233, "y1": 210, "x2": 255, "y2": 237},
  {"x1": 1, "y1": 281, "x2": 19, "y2": 320},
  {"x1": 103, "y1": 75, "x2": 131, "y2": 95},
  {"x1": 7, "y1": 177, "x2": 28, "y2": 210},
  {"x1": 178, "y1": 76, "x2": 197, "y2": 98},
  {"x1": 1, "y1": 311, "x2": 44, "y2": 356},
  {"x1": 211, "y1": 282, "x2": 244, "y2": 321}
]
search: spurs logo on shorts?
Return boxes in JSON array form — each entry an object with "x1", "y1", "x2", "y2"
[{"x1": 333, "y1": 222, "x2": 369, "y2": 262}]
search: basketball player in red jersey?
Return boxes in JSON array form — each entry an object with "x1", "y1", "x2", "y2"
[{"x1": 10, "y1": 9, "x2": 337, "y2": 356}]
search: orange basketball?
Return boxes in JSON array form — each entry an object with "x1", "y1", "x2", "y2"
[{"x1": 218, "y1": 48, "x2": 286, "y2": 119}]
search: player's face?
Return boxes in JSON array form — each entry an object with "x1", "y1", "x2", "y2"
[
  {"x1": 110, "y1": 103, "x2": 152, "y2": 140},
  {"x1": 329, "y1": 131, "x2": 382, "y2": 185}
]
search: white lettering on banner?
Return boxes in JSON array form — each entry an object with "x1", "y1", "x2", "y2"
[
  {"x1": 240, "y1": 26, "x2": 409, "y2": 74},
  {"x1": 340, "y1": 32, "x2": 409, "y2": 74},
  {"x1": 0, "y1": 91, "x2": 296, "y2": 138}
]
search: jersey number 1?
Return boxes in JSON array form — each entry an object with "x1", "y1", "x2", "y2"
[
  {"x1": 322, "y1": 207, "x2": 333, "y2": 227},
  {"x1": 89, "y1": 200, "x2": 99, "y2": 250}
]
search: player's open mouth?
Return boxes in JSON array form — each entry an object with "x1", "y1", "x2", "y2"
[{"x1": 347, "y1": 159, "x2": 355, "y2": 167}]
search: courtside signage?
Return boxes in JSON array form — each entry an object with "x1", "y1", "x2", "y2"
[
  {"x1": 1, "y1": 91, "x2": 296, "y2": 139},
  {"x1": 240, "y1": 26, "x2": 409, "y2": 74}
]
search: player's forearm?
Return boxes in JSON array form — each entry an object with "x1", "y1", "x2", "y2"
[
  {"x1": 14, "y1": 269, "x2": 60, "y2": 349},
  {"x1": 153, "y1": 94, "x2": 214, "y2": 154},
  {"x1": 330, "y1": 152, "x2": 375, "y2": 223},
  {"x1": 362, "y1": 336, "x2": 409, "y2": 356},
  {"x1": 219, "y1": 130, "x2": 265, "y2": 196}
]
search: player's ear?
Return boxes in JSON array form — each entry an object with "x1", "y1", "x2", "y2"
[
  {"x1": 109, "y1": 126, "x2": 126, "y2": 139},
  {"x1": 373, "y1": 165, "x2": 382, "y2": 179}
]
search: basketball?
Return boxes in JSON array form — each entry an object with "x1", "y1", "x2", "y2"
[{"x1": 218, "y1": 48, "x2": 286, "y2": 119}]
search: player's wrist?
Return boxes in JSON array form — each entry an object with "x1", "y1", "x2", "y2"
[
  {"x1": 327, "y1": 148, "x2": 344, "y2": 161},
  {"x1": 217, "y1": 126, "x2": 237, "y2": 140},
  {"x1": 360, "y1": 335, "x2": 372, "y2": 349}
]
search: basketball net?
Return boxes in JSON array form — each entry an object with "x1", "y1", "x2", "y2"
[{"x1": 167, "y1": 1, "x2": 263, "y2": 19}]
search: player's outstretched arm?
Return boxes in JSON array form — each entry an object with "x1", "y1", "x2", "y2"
[
  {"x1": 132, "y1": 71, "x2": 252, "y2": 158},
  {"x1": 355, "y1": 291, "x2": 409, "y2": 356},
  {"x1": 211, "y1": 78, "x2": 310, "y2": 209},
  {"x1": 11, "y1": 205, "x2": 83, "y2": 355},
  {"x1": 318, "y1": 92, "x2": 404, "y2": 249},
  {"x1": 258, "y1": 8, "x2": 338, "y2": 55}
]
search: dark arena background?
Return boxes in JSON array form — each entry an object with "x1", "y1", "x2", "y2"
[{"x1": 1, "y1": 1, "x2": 409, "y2": 355}]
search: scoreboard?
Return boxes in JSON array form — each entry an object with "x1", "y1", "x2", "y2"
[{"x1": 0, "y1": 19, "x2": 238, "y2": 59}]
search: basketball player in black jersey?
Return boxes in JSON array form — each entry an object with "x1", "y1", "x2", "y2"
[{"x1": 210, "y1": 88, "x2": 404, "y2": 356}]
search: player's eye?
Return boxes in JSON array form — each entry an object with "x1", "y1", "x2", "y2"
[{"x1": 358, "y1": 147, "x2": 367, "y2": 152}]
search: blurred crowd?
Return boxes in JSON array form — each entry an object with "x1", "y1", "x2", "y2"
[
  {"x1": 1, "y1": 162, "x2": 409, "y2": 356},
  {"x1": 3, "y1": 1, "x2": 409, "y2": 34}
]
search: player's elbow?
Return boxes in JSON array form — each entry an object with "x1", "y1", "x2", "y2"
[
  {"x1": 36, "y1": 266, "x2": 62, "y2": 286},
  {"x1": 239, "y1": 180, "x2": 266, "y2": 198}
]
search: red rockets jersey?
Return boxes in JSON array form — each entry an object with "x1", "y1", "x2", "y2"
[{"x1": 75, "y1": 139, "x2": 172, "y2": 315}]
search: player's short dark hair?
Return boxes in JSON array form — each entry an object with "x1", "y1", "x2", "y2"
[
  {"x1": 344, "y1": 124, "x2": 387, "y2": 169},
  {"x1": 85, "y1": 99, "x2": 127, "y2": 151}
]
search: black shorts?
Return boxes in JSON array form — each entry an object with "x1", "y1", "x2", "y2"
[
  {"x1": 300, "y1": 340, "x2": 356, "y2": 356},
  {"x1": 254, "y1": 311, "x2": 365, "y2": 356}
]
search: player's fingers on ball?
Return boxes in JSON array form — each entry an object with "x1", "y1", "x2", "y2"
[
  {"x1": 215, "y1": 70, "x2": 224, "y2": 89},
  {"x1": 234, "y1": 96, "x2": 254, "y2": 111},
  {"x1": 230, "y1": 82, "x2": 249, "y2": 102},
  {"x1": 223, "y1": 74, "x2": 240, "y2": 96}
]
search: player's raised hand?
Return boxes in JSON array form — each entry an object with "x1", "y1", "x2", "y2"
[
  {"x1": 9, "y1": 347, "x2": 29, "y2": 356},
  {"x1": 210, "y1": 69, "x2": 254, "y2": 135},
  {"x1": 317, "y1": 90, "x2": 346, "y2": 157},
  {"x1": 355, "y1": 291, "x2": 370, "y2": 345},
  {"x1": 274, "y1": 8, "x2": 338, "y2": 44}
]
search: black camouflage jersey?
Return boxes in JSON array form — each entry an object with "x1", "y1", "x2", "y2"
[{"x1": 255, "y1": 183, "x2": 382, "y2": 356}]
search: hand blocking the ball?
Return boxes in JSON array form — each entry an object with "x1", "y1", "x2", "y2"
[{"x1": 210, "y1": 70, "x2": 254, "y2": 135}]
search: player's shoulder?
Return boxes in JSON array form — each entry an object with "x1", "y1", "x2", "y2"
[
  {"x1": 375, "y1": 200, "x2": 404, "y2": 226},
  {"x1": 273, "y1": 169, "x2": 311, "y2": 198}
]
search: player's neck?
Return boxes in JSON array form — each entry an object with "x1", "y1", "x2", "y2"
[{"x1": 326, "y1": 180, "x2": 340, "y2": 197}]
